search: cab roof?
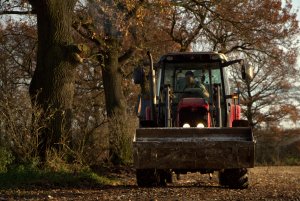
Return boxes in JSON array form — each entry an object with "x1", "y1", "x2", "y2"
[{"x1": 159, "y1": 52, "x2": 228, "y2": 63}]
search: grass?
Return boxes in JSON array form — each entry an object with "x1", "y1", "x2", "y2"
[
  {"x1": 284, "y1": 157, "x2": 300, "y2": 166},
  {"x1": 0, "y1": 165, "x2": 116, "y2": 189}
]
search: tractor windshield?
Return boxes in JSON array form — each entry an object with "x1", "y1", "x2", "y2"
[{"x1": 163, "y1": 62, "x2": 227, "y2": 101}]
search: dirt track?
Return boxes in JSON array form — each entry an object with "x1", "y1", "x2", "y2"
[{"x1": 1, "y1": 166, "x2": 299, "y2": 201}]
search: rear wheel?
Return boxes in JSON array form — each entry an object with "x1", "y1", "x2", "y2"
[
  {"x1": 160, "y1": 170, "x2": 173, "y2": 184},
  {"x1": 136, "y1": 169, "x2": 161, "y2": 187},
  {"x1": 219, "y1": 168, "x2": 249, "y2": 189},
  {"x1": 166, "y1": 171, "x2": 173, "y2": 183}
]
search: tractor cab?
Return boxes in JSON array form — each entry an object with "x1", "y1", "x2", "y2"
[{"x1": 156, "y1": 52, "x2": 234, "y2": 128}]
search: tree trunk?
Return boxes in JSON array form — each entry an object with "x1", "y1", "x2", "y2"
[
  {"x1": 101, "y1": 38, "x2": 126, "y2": 117},
  {"x1": 29, "y1": 0, "x2": 78, "y2": 162},
  {"x1": 100, "y1": 37, "x2": 127, "y2": 164},
  {"x1": 97, "y1": 0, "x2": 128, "y2": 164}
]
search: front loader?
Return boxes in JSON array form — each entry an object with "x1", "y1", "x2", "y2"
[{"x1": 133, "y1": 52, "x2": 255, "y2": 189}]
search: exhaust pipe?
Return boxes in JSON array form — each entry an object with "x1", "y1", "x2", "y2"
[
  {"x1": 147, "y1": 51, "x2": 156, "y2": 121},
  {"x1": 216, "y1": 85, "x2": 222, "y2": 127}
]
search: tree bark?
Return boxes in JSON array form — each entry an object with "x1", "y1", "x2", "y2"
[
  {"x1": 100, "y1": 35, "x2": 127, "y2": 164},
  {"x1": 101, "y1": 38, "x2": 126, "y2": 117},
  {"x1": 100, "y1": 0, "x2": 127, "y2": 118},
  {"x1": 28, "y1": 0, "x2": 78, "y2": 162},
  {"x1": 101, "y1": 38, "x2": 127, "y2": 164}
]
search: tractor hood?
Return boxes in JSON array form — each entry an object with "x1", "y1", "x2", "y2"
[{"x1": 177, "y1": 98, "x2": 209, "y2": 111}]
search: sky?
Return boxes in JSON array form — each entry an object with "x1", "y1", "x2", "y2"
[
  {"x1": 293, "y1": 0, "x2": 300, "y2": 67},
  {"x1": 293, "y1": 0, "x2": 300, "y2": 16},
  {"x1": 279, "y1": 1, "x2": 300, "y2": 128}
]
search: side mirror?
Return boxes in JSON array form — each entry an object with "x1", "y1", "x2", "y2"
[
  {"x1": 133, "y1": 67, "x2": 145, "y2": 84},
  {"x1": 241, "y1": 64, "x2": 253, "y2": 80}
]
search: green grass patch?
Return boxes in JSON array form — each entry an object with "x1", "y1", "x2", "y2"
[
  {"x1": 284, "y1": 157, "x2": 300, "y2": 166},
  {"x1": 0, "y1": 165, "x2": 115, "y2": 189}
]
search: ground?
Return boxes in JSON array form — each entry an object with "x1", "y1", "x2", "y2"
[{"x1": 1, "y1": 166, "x2": 299, "y2": 201}]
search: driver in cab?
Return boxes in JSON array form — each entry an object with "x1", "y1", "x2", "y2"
[{"x1": 184, "y1": 71, "x2": 209, "y2": 99}]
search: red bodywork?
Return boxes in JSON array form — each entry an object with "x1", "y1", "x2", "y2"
[
  {"x1": 229, "y1": 104, "x2": 241, "y2": 127},
  {"x1": 176, "y1": 98, "x2": 242, "y2": 127},
  {"x1": 176, "y1": 98, "x2": 211, "y2": 127}
]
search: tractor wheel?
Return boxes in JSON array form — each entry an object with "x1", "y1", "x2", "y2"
[
  {"x1": 136, "y1": 169, "x2": 160, "y2": 187},
  {"x1": 159, "y1": 170, "x2": 173, "y2": 185},
  {"x1": 218, "y1": 168, "x2": 249, "y2": 189},
  {"x1": 166, "y1": 170, "x2": 173, "y2": 183}
]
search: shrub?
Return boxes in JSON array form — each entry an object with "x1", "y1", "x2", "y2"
[
  {"x1": 0, "y1": 147, "x2": 14, "y2": 173},
  {"x1": 284, "y1": 157, "x2": 300, "y2": 166},
  {"x1": 108, "y1": 114, "x2": 137, "y2": 165},
  {"x1": 255, "y1": 129, "x2": 300, "y2": 166},
  {"x1": 0, "y1": 96, "x2": 41, "y2": 164}
]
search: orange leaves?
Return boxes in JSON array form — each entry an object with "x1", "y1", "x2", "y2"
[{"x1": 123, "y1": 0, "x2": 137, "y2": 10}]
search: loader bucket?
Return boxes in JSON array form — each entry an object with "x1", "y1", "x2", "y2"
[{"x1": 133, "y1": 127, "x2": 255, "y2": 170}]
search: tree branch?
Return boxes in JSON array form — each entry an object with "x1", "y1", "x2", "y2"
[
  {"x1": 118, "y1": 48, "x2": 136, "y2": 65},
  {"x1": 0, "y1": 10, "x2": 36, "y2": 15}
]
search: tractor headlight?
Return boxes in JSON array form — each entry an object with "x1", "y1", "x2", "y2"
[
  {"x1": 196, "y1": 123, "x2": 205, "y2": 128},
  {"x1": 183, "y1": 123, "x2": 191, "y2": 128}
]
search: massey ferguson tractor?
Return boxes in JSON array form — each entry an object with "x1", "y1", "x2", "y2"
[{"x1": 133, "y1": 52, "x2": 255, "y2": 189}]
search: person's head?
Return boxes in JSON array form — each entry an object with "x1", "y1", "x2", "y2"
[{"x1": 185, "y1": 71, "x2": 195, "y2": 86}]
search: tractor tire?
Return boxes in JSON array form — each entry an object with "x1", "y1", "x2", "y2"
[
  {"x1": 166, "y1": 171, "x2": 173, "y2": 183},
  {"x1": 136, "y1": 169, "x2": 160, "y2": 187},
  {"x1": 218, "y1": 168, "x2": 249, "y2": 189},
  {"x1": 159, "y1": 170, "x2": 173, "y2": 185}
]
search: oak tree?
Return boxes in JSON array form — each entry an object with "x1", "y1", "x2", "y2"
[{"x1": 27, "y1": 0, "x2": 84, "y2": 162}]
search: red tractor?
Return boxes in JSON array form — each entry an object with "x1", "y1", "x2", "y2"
[{"x1": 133, "y1": 52, "x2": 254, "y2": 189}]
